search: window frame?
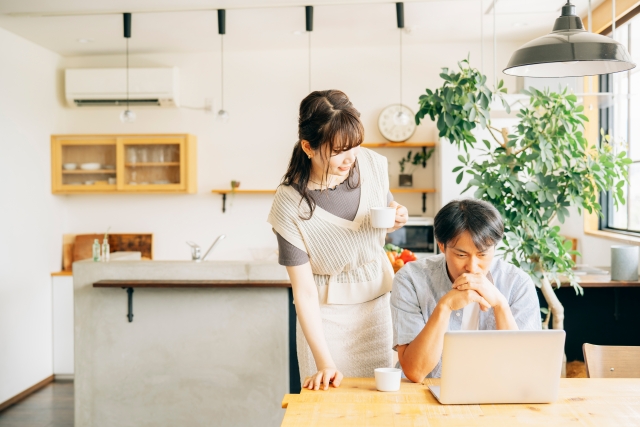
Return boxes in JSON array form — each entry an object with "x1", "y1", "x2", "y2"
[{"x1": 598, "y1": 59, "x2": 640, "y2": 237}]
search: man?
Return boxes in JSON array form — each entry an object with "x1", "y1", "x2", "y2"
[{"x1": 391, "y1": 199, "x2": 541, "y2": 382}]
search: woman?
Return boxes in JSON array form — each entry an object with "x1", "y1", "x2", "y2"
[{"x1": 267, "y1": 90, "x2": 408, "y2": 391}]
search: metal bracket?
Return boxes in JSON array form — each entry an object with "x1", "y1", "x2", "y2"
[
  {"x1": 122, "y1": 287, "x2": 134, "y2": 322},
  {"x1": 422, "y1": 193, "x2": 427, "y2": 213},
  {"x1": 422, "y1": 147, "x2": 427, "y2": 168},
  {"x1": 222, "y1": 193, "x2": 227, "y2": 213}
]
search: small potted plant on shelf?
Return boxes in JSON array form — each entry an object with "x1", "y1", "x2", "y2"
[
  {"x1": 398, "y1": 149, "x2": 435, "y2": 187},
  {"x1": 228, "y1": 180, "x2": 241, "y2": 209}
]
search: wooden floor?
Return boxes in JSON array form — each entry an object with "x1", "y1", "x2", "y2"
[{"x1": 0, "y1": 381, "x2": 73, "y2": 427}]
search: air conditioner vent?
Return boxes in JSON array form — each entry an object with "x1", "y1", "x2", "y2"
[{"x1": 74, "y1": 99, "x2": 161, "y2": 107}]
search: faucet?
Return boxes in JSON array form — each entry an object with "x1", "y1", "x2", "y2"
[{"x1": 186, "y1": 234, "x2": 226, "y2": 262}]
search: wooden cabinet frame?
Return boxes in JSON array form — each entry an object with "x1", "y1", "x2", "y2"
[{"x1": 51, "y1": 134, "x2": 197, "y2": 194}]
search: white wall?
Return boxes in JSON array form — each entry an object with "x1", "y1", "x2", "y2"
[
  {"x1": 58, "y1": 40, "x2": 520, "y2": 261},
  {"x1": 0, "y1": 27, "x2": 65, "y2": 405}
]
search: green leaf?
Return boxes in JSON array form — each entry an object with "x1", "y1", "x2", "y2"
[
  {"x1": 456, "y1": 171, "x2": 464, "y2": 184},
  {"x1": 525, "y1": 181, "x2": 540, "y2": 191},
  {"x1": 445, "y1": 113, "x2": 454, "y2": 127}
]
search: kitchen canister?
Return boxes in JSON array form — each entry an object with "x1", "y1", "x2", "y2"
[{"x1": 611, "y1": 245, "x2": 640, "y2": 281}]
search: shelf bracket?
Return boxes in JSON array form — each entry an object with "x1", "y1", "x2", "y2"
[
  {"x1": 422, "y1": 147, "x2": 427, "y2": 168},
  {"x1": 222, "y1": 194, "x2": 227, "y2": 213},
  {"x1": 422, "y1": 193, "x2": 427, "y2": 213},
  {"x1": 122, "y1": 287, "x2": 134, "y2": 322}
]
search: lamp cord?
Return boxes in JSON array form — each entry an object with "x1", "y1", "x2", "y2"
[
  {"x1": 308, "y1": 31, "x2": 311, "y2": 93},
  {"x1": 220, "y1": 35, "x2": 224, "y2": 110},
  {"x1": 399, "y1": 28, "x2": 403, "y2": 107},
  {"x1": 480, "y1": 0, "x2": 484, "y2": 74},
  {"x1": 493, "y1": 0, "x2": 497, "y2": 88},
  {"x1": 126, "y1": 38, "x2": 129, "y2": 110}
]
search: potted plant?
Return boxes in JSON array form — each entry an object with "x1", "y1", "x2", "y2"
[
  {"x1": 398, "y1": 148, "x2": 435, "y2": 187},
  {"x1": 415, "y1": 59, "x2": 631, "y2": 336}
]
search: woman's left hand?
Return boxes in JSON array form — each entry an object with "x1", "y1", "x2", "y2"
[{"x1": 387, "y1": 200, "x2": 408, "y2": 233}]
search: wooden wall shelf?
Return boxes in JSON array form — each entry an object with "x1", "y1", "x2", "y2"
[
  {"x1": 211, "y1": 189, "x2": 276, "y2": 195},
  {"x1": 361, "y1": 142, "x2": 436, "y2": 148},
  {"x1": 210, "y1": 188, "x2": 436, "y2": 213}
]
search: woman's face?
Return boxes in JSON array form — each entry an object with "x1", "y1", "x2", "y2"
[{"x1": 329, "y1": 145, "x2": 360, "y2": 176}]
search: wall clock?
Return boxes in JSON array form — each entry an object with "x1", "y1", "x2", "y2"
[{"x1": 377, "y1": 104, "x2": 416, "y2": 142}]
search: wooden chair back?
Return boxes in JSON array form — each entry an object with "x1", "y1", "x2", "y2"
[{"x1": 583, "y1": 343, "x2": 640, "y2": 378}]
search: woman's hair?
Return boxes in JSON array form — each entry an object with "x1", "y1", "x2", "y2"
[
  {"x1": 434, "y1": 199, "x2": 504, "y2": 251},
  {"x1": 281, "y1": 90, "x2": 364, "y2": 219}
]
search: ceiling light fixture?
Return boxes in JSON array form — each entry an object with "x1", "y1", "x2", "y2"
[
  {"x1": 306, "y1": 5, "x2": 313, "y2": 93},
  {"x1": 504, "y1": 0, "x2": 635, "y2": 77},
  {"x1": 393, "y1": 2, "x2": 410, "y2": 126},
  {"x1": 216, "y1": 9, "x2": 229, "y2": 123},
  {"x1": 119, "y1": 13, "x2": 136, "y2": 123}
]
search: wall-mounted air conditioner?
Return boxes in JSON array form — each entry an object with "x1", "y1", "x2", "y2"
[{"x1": 65, "y1": 67, "x2": 179, "y2": 107}]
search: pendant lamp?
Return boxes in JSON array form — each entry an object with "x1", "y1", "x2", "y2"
[
  {"x1": 120, "y1": 13, "x2": 136, "y2": 123},
  {"x1": 504, "y1": 1, "x2": 635, "y2": 77},
  {"x1": 306, "y1": 5, "x2": 313, "y2": 93},
  {"x1": 217, "y1": 9, "x2": 229, "y2": 123},
  {"x1": 393, "y1": 2, "x2": 410, "y2": 126}
]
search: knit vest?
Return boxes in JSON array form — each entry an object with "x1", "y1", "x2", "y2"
[{"x1": 267, "y1": 148, "x2": 393, "y2": 305}]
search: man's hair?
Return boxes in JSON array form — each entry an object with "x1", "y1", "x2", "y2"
[{"x1": 433, "y1": 199, "x2": 504, "y2": 251}]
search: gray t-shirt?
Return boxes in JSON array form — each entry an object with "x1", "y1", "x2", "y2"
[
  {"x1": 276, "y1": 166, "x2": 393, "y2": 266},
  {"x1": 390, "y1": 253, "x2": 541, "y2": 378}
]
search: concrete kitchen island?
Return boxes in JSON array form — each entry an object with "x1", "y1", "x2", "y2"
[{"x1": 73, "y1": 260, "x2": 291, "y2": 427}]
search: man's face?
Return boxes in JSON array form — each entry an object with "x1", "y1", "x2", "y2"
[{"x1": 438, "y1": 230, "x2": 495, "y2": 282}]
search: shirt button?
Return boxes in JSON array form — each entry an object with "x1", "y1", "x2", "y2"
[{"x1": 456, "y1": 312, "x2": 461, "y2": 317}]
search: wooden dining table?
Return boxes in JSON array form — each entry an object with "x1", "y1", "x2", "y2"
[{"x1": 281, "y1": 377, "x2": 640, "y2": 426}]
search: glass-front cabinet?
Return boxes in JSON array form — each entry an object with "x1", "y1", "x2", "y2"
[{"x1": 51, "y1": 134, "x2": 196, "y2": 194}]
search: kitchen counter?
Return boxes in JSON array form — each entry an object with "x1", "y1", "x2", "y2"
[{"x1": 73, "y1": 260, "x2": 292, "y2": 427}]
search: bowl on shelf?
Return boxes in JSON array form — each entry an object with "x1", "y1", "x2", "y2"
[
  {"x1": 63, "y1": 163, "x2": 77, "y2": 170},
  {"x1": 80, "y1": 163, "x2": 101, "y2": 171}
]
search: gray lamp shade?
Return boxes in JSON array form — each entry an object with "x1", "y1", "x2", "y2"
[{"x1": 504, "y1": 2, "x2": 635, "y2": 77}]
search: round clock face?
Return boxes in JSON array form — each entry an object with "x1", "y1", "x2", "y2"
[{"x1": 377, "y1": 104, "x2": 416, "y2": 142}]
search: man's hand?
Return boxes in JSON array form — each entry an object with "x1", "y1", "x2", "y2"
[
  {"x1": 441, "y1": 288, "x2": 491, "y2": 312},
  {"x1": 452, "y1": 273, "x2": 507, "y2": 309}
]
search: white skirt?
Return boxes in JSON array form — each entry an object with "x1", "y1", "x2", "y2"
[{"x1": 296, "y1": 292, "x2": 393, "y2": 383}]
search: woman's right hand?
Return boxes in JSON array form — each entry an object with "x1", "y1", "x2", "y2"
[{"x1": 303, "y1": 367, "x2": 344, "y2": 391}]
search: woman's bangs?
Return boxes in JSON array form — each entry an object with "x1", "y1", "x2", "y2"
[{"x1": 327, "y1": 111, "x2": 364, "y2": 153}]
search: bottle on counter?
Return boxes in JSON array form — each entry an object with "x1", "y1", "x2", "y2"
[
  {"x1": 101, "y1": 238, "x2": 110, "y2": 262},
  {"x1": 101, "y1": 226, "x2": 111, "y2": 262},
  {"x1": 92, "y1": 239, "x2": 101, "y2": 262}
]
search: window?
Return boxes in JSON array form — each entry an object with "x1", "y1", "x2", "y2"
[{"x1": 600, "y1": 17, "x2": 640, "y2": 235}]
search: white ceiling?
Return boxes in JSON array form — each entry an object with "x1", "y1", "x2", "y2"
[{"x1": 0, "y1": 0, "x2": 605, "y2": 56}]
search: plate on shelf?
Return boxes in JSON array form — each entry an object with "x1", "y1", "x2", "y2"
[{"x1": 80, "y1": 163, "x2": 101, "y2": 170}]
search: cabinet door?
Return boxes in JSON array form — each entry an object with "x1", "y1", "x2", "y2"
[
  {"x1": 52, "y1": 276, "x2": 74, "y2": 375},
  {"x1": 116, "y1": 137, "x2": 186, "y2": 192},
  {"x1": 52, "y1": 137, "x2": 117, "y2": 193}
]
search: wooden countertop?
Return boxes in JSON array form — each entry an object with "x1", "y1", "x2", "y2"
[
  {"x1": 569, "y1": 274, "x2": 640, "y2": 287},
  {"x1": 51, "y1": 271, "x2": 73, "y2": 277},
  {"x1": 93, "y1": 280, "x2": 291, "y2": 288},
  {"x1": 281, "y1": 377, "x2": 640, "y2": 426}
]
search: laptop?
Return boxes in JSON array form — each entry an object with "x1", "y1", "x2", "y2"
[{"x1": 428, "y1": 330, "x2": 566, "y2": 405}]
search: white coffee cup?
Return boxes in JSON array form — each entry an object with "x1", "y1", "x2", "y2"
[
  {"x1": 371, "y1": 207, "x2": 396, "y2": 229},
  {"x1": 374, "y1": 368, "x2": 401, "y2": 392}
]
